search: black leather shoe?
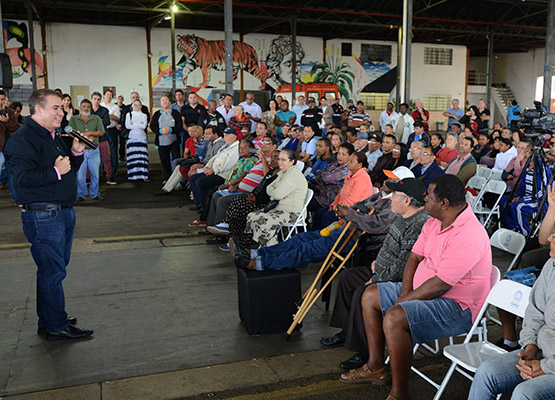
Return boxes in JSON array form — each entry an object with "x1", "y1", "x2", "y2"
[
  {"x1": 320, "y1": 331, "x2": 346, "y2": 348},
  {"x1": 189, "y1": 204, "x2": 202, "y2": 211},
  {"x1": 234, "y1": 254, "x2": 251, "y2": 269},
  {"x1": 206, "y1": 236, "x2": 227, "y2": 244},
  {"x1": 340, "y1": 353, "x2": 365, "y2": 370},
  {"x1": 37, "y1": 316, "x2": 78, "y2": 336},
  {"x1": 46, "y1": 325, "x2": 94, "y2": 341}
]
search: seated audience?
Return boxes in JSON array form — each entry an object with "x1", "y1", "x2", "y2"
[
  {"x1": 312, "y1": 152, "x2": 374, "y2": 230},
  {"x1": 370, "y1": 134, "x2": 397, "y2": 188},
  {"x1": 189, "y1": 127, "x2": 240, "y2": 213},
  {"x1": 278, "y1": 124, "x2": 302, "y2": 156},
  {"x1": 321, "y1": 178, "x2": 428, "y2": 371},
  {"x1": 299, "y1": 125, "x2": 320, "y2": 164},
  {"x1": 445, "y1": 136, "x2": 477, "y2": 186},
  {"x1": 306, "y1": 138, "x2": 334, "y2": 183},
  {"x1": 412, "y1": 144, "x2": 445, "y2": 188},
  {"x1": 203, "y1": 138, "x2": 277, "y2": 232},
  {"x1": 502, "y1": 156, "x2": 551, "y2": 235},
  {"x1": 330, "y1": 132, "x2": 344, "y2": 156},
  {"x1": 233, "y1": 169, "x2": 404, "y2": 271},
  {"x1": 189, "y1": 139, "x2": 257, "y2": 227},
  {"x1": 365, "y1": 134, "x2": 383, "y2": 171},
  {"x1": 480, "y1": 136, "x2": 501, "y2": 168},
  {"x1": 406, "y1": 120, "x2": 430, "y2": 148},
  {"x1": 242, "y1": 149, "x2": 308, "y2": 247},
  {"x1": 251, "y1": 122, "x2": 269, "y2": 149},
  {"x1": 223, "y1": 151, "x2": 281, "y2": 249},
  {"x1": 430, "y1": 133, "x2": 444, "y2": 155},
  {"x1": 496, "y1": 185, "x2": 555, "y2": 352},
  {"x1": 391, "y1": 143, "x2": 407, "y2": 170},
  {"x1": 404, "y1": 140, "x2": 424, "y2": 168},
  {"x1": 311, "y1": 143, "x2": 354, "y2": 211},
  {"x1": 472, "y1": 132, "x2": 492, "y2": 163},
  {"x1": 436, "y1": 132, "x2": 459, "y2": 168},
  {"x1": 228, "y1": 105, "x2": 251, "y2": 140},
  {"x1": 468, "y1": 251, "x2": 555, "y2": 400},
  {"x1": 492, "y1": 137, "x2": 518, "y2": 173},
  {"x1": 354, "y1": 130, "x2": 369, "y2": 153},
  {"x1": 340, "y1": 175, "x2": 492, "y2": 400},
  {"x1": 502, "y1": 140, "x2": 531, "y2": 191}
]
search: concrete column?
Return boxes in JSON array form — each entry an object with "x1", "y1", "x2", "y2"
[
  {"x1": 171, "y1": 4, "x2": 176, "y2": 95},
  {"x1": 543, "y1": 0, "x2": 555, "y2": 110},
  {"x1": 486, "y1": 28, "x2": 494, "y2": 108},
  {"x1": 399, "y1": 3, "x2": 407, "y2": 105},
  {"x1": 224, "y1": 0, "x2": 233, "y2": 95},
  {"x1": 147, "y1": 28, "x2": 153, "y2": 116},
  {"x1": 24, "y1": 0, "x2": 37, "y2": 90},
  {"x1": 0, "y1": 0, "x2": 5, "y2": 53},
  {"x1": 291, "y1": 15, "x2": 297, "y2": 105},
  {"x1": 404, "y1": 0, "x2": 412, "y2": 104}
]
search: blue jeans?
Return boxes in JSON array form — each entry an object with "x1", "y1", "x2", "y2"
[
  {"x1": 21, "y1": 206, "x2": 75, "y2": 332},
  {"x1": 106, "y1": 128, "x2": 119, "y2": 174},
  {"x1": 77, "y1": 148, "x2": 100, "y2": 199},
  {"x1": 254, "y1": 228, "x2": 354, "y2": 271},
  {"x1": 469, "y1": 350, "x2": 555, "y2": 400}
]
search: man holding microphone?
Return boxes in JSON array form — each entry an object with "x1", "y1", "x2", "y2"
[{"x1": 4, "y1": 89, "x2": 94, "y2": 340}]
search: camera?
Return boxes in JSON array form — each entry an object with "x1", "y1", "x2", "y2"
[
  {"x1": 0, "y1": 109, "x2": 6, "y2": 117},
  {"x1": 515, "y1": 101, "x2": 555, "y2": 138}
]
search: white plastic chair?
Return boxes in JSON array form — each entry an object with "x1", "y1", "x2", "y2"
[
  {"x1": 431, "y1": 280, "x2": 532, "y2": 400},
  {"x1": 279, "y1": 189, "x2": 313, "y2": 241},
  {"x1": 296, "y1": 160, "x2": 305, "y2": 171},
  {"x1": 466, "y1": 176, "x2": 488, "y2": 209},
  {"x1": 490, "y1": 228, "x2": 526, "y2": 272},
  {"x1": 473, "y1": 180, "x2": 507, "y2": 229},
  {"x1": 489, "y1": 171, "x2": 503, "y2": 181},
  {"x1": 476, "y1": 166, "x2": 493, "y2": 181}
]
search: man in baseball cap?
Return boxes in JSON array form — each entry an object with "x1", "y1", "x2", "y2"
[{"x1": 385, "y1": 177, "x2": 428, "y2": 205}]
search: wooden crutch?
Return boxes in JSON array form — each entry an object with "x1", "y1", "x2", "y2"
[{"x1": 284, "y1": 208, "x2": 373, "y2": 341}]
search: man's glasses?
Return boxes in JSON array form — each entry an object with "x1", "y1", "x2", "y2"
[{"x1": 421, "y1": 152, "x2": 433, "y2": 156}]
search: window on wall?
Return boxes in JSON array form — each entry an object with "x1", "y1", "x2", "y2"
[
  {"x1": 359, "y1": 93, "x2": 391, "y2": 110},
  {"x1": 422, "y1": 95, "x2": 452, "y2": 111},
  {"x1": 360, "y1": 44, "x2": 392, "y2": 63},
  {"x1": 341, "y1": 42, "x2": 352, "y2": 57},
  {"x1": 424, "y1": 47, "x2": 453, "y2": 65}
]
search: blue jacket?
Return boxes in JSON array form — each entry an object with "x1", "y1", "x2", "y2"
[
  {"x1": 4, "y1": 117, "x2": 83, "y2": 207},
  {"x1": 411, "y1": 161, "x2": 445, "y2": 188}
]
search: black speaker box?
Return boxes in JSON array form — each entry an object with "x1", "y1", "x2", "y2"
[
  {"x1": 237, "y1": 267, "x2": 301, "y2": 335},
  {"x1": 0, "y1": 54, "x2": 13, "y2": 89}
]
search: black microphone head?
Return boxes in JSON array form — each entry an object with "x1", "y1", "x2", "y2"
[{"x1": 64, "y1": 126, "x2": 73, "y2": 133}]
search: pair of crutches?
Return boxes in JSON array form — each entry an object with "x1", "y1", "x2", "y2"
[{"x1": 284, "y1": 218, "x2": 367, "y2": 341}]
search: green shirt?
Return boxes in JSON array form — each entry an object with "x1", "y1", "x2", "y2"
[
  {"x1": 68, "y1": 114, "x2": 105, "y2": 146},
  {"x1": 225, "y1": 156, "x2": 257, "y2": 184}
]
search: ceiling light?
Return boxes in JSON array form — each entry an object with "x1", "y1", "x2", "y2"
[{"x1": 171, "y1": 4, "x2": 178, "y2": 13}]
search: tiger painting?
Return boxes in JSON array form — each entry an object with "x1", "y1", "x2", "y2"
[{"x1": 177, "y1": 34, "x2": 267, "y2": 89}]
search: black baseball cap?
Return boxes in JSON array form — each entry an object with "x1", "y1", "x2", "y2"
[{"x1": 387, "y1": 178, "x2": 427, "y2": 204}]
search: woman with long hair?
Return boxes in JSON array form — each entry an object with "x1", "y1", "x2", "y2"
[{"x1": 262, "y1": 99, "x2": 279, "y2": 137}]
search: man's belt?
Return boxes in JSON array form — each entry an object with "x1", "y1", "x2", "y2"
[{"x1": 23, "y1": 203, "x2": 73, "y2": 211}]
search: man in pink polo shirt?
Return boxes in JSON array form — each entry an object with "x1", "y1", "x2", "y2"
[{"x1": 339, "y1": 174, "x2": 492, "y2": 400}]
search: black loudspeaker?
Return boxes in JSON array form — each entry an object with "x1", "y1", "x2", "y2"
[
  {"x1": 0, "y1": 54, "x2": 13, "y2": 89},
  {"x1": 237, "y1": 268, "x2": 301, "y2": 335}
]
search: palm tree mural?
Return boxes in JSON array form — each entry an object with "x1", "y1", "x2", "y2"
[{"x1": 310, "y1": 46, "x2": 355, "y2": 101}]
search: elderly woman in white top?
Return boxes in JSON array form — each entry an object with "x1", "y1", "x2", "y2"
[
  {"x1": 244, "y1": 149, "x2": 308, "y2": 247},
  {"x1": 125, "y1": 100, "x2": 149, "y2": 181}
]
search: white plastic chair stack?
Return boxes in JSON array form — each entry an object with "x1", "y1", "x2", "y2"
[
  {"x1": 473, "y1": 180, "x2": 507, "y2": 229},
  {"x1": 280, "y1": 189, "x2": 314, "y2": 241},
  {"x1": 431, "y1": 280, "x2": 532, "y2": 400},
  {"x1": 466, "y1": 176, "x2": 488, "y2": 210},
  {"x1": 490, "y1": 228, "x2": 526, "y2": 272}
]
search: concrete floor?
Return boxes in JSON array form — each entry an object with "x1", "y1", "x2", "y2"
[{"x1": 0, "y1": 144, "x2": 515, "y2": 399}]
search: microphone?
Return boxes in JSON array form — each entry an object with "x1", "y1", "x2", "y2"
[{"x1": 63, "y1": 126, "x2": 98, "y2": 149}]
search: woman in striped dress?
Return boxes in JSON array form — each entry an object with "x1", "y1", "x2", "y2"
[{"x1": 125, "y1": 100, "x2": 150, "y2": 182}]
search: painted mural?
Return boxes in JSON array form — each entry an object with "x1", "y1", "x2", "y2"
[
  {"x1": 4, "y1": 20, "x2": 45, "y2": 88},
  {"x1": 151, "y1": 33, "x2": 393, "y2": 102}
]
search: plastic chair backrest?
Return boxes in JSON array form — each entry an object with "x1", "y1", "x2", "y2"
[
  {"x1": 466, "y1": 176, "x2": 487, "y2": 191},
  {"x1": 296, "y1": 161, "x2": 305, "y2": 171},
  {"x1": 490, "y1": 229, "x2": 526, "y2": 256},
  {"x1": 489, "y1": 171, "x2": 503, "y2": 181},
  {"x1": 484, "y1": 179, "x2": 506, "y2": 195},
  {"x1": 490, "y1": 265, "x2": 501, "y2": 287},
  {"x1": 476, "y1": 166, "x2": 492, "y2": 180},
  {"x1": 484, "y1": 279, "x2": 531, "y2": 319}
]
